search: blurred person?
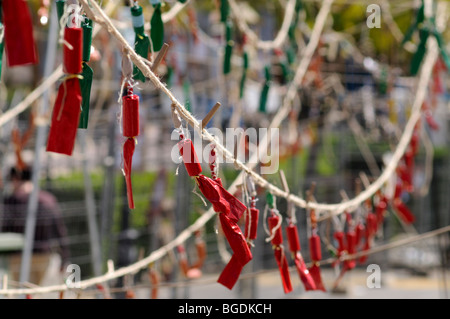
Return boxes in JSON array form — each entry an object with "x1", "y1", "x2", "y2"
[{"x1": 1, "y1": 166, "x2": 70, "y2": 286}]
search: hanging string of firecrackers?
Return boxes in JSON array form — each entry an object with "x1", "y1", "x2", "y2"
[
  {"x1": 1, "y1": 0, "x2": 39, "y2": 68},
  {"x1": 150, "y1": 0, "x2": 164, "y2": 52},
  {"x1": 265, "y1": 192, "x2": 293, "y2": 294},
  {"x1": 120, "y1": 55, "x2": 140, "y2": 210},
  {"x1": 306, "y1": 186, "x2": 326, "y2": 292},
  {"x1": 46, "y1": 2, "x2": 83, "y2": 156},
  {"x1": 244, "y1": 175, "x2": 259, "y2": 249},
  {"x1": 130, "y1": 1, "x2": 150, "y2": 83},
  {"x1": 78, "y1": 15, "x2": 94, "y2": 129},
  {"x1": 174, "y1": 112, "x2": 252, "y2": 289},
  {"x1": 402, "y1": 0, "x2": 450, "y2": 76},
  {"x1": 278, "y1": 170, "x2": 316, "y2": 291}
]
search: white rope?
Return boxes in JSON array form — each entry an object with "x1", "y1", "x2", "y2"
[{"x1": 228, "y1": 0, "x2": 297, "y2": 51}]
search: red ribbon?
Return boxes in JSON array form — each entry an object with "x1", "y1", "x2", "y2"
[
  {"x1": 193, "y1": 173, "x2": 251, "y2": 289},
  {"x1": 46, "y1": 78, "x2": 82, "y2": 155},
  {"x1": 2, "y1": 0, "x2": 38, "y2": 67},
  {"x1": 345, "y1": 230, "x2": 357, "y2": 270},
  {"x1": 217, "y1": 213, "x2": 253, "y2": 289}
]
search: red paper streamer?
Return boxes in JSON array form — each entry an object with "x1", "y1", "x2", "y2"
[
  {"x1": 268, "y1": 215, "x2": 293, "y2": 294},
  {"x1": 2, "y1": 0, "x2": 39, "y2": 66},
  {"x1": 217, "y1": 213, "x2": 252, "y2": 289},
  {"x1": 46, "y1": 79, "x2": 82, "y2": 155}
]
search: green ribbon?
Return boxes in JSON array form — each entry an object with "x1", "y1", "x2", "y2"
[
  {"x1": 79, "y1": 18, "x2": 94, "y2": 129},
  {"x1": 220, "y1": 0, "x2": 229, "y2": 23},
  {"x1": 183, "y1": 78, "x2": 191, "y2": 112},
  {"x1": 223, "y1": 20, "x2": 234, "y2": 75},
  {"x1": 150, "y1": 3, "x2": 164, "y2": 52},
  {"x1": 266, "y1": 192, "x2": 275, "y2": 209},
  {"x1": 403, "y1": 1, "x2": 450, "y2": 75},
  {"x1": 82, "y1": 17, "x2": 93, "y2": 62},
  {"x1": 259, "y1": 66, "x2": 271, "y2": 113},
  {"x1": 178, "y1": 0, "x2": 188, "y2": 3},
  {"x1": 79, "y1": 62, "x2": 93, "y2": 129},
  {"x1": 131, "y1": 5, "x2": 150, "y2": 82},
  {"x1": 56, "y1": 0, "x2": 67, "y2": 23},
  {"x1": 239, "y1": 51, "x2": 248, "y2": 99}
]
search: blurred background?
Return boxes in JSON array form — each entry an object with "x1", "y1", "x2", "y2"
[{"x1": 0, "y1": 0, "x2": 449, "y2": 299}]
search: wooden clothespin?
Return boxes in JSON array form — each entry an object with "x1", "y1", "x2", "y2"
[
  {"x1": 201, "y1": 102, "x2": 221, "y2": 130},
  {"x1": 279, "y1": 170, "x2": 295, "y2": 224},
  {"x1": 151, "y1": 42, "x2": 169, "y2": 72}
]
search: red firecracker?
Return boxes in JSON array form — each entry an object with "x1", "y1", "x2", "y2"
[
  {"x1": 308, "y1": 232, "x2": 326, "y2": 292},
  {"x1": 286, "y1": 222, "x2": 316, "y2": 291},
  {"x1": 47, "y1": 27, "x2": 83, "y2": 156},
  {"x1": 268, "y1": 214, "x2": 293, "y2": 294},
  {"x1": 2, "y1": 0, "x2": 39, "y2": 67},
  {"x1": 122, "y1": 89, "x2": 140, "y2": 210}
]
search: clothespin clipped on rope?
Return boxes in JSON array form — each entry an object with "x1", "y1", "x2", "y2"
[
  {"x1": 151, "y1": 42, "x2": 169, "y2": 73},
  {"x1": 78, "y1": 15, "x2": 94, "y2": 129},
  {"x1": 130, "y1": 1, "x2": 150, "y2": 82},
  {"x1": 150, "y1": 0, "x2": 164, "y2": 52},
  {"x1": 259, "y1": 65, "x2": 271, "y2": 113},
  {"x1": 1, "y1": 0, "x2": 39, "y2": 67},
  {"x1": 47, "y1": 2, "x2": 83, "y2": 156},
  {"x1": 201, "y1": 102, "x2": 221, "y2": 130},
  {"x1": 402, "y1": 0, "x2": 450, "y2": 75}
]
